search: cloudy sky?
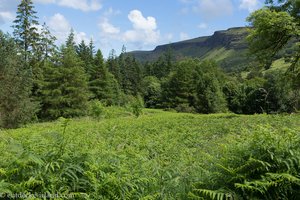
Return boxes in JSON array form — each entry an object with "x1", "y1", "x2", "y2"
[{"x1": 0, "y1": 0, "x2": 264, "y2": 57}]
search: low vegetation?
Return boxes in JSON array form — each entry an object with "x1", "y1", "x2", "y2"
[
  {"x1": 0, "y1": 0, "x2": 300, "y2": 199},
  {"x1": 1, "y1": 0, "x2": 300, "y2": 129},
  {"x1": 0, "y1": 109, "x2": 299, "y2": 199}
]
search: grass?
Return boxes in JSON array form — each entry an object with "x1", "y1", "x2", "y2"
[
  {"x1": 267, "y1": 58, "x2": 290, "y2": 73},
  {"x1": 0, "y1": 109, "x2": 299, "y2": 199},
  {"x1": 202, "y1": 47, "x2": 234, "y2": 62}
]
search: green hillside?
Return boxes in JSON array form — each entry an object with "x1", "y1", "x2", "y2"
[
  {"x1": 1, "y1": 108, "x2": 300, "y2": 199},
  {"x1": 129, "y1": 27, "x2": 254, "y2": 71}
]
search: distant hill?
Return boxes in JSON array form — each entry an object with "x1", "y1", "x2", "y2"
[{"x1": 129, "y1": 27, "x2": 255, "y2": 72}]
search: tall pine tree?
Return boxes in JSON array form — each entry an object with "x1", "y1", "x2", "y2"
[
  {"x1": 40, "y1": 32, "x2": 90, "y2": 119},
  {"x1": 89, "y1": 49, "x2": 120, "y2": 105},
  {"x1": 107, "y1": 49, "x2": 121, "y2": 84},
  {"x1": 12, "y1": 0, "x2": 40, "y2": 64}
]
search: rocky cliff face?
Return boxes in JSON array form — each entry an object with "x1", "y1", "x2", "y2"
[
  {"x1": 129, "y1": 27, "x2": 252, "y2": 71},
  {"x1": 204, "y1": 27, "x2": 248, "y2": 49}
]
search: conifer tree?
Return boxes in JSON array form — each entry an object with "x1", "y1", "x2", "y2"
[
  {"x1": 39, "y1": 22, "x2": 57, "y2": 61},
  {"x1": 12, "y1": 0, "x2": 40, "y2": 64},
  {"x1": 89, "y1": 50, "x2": 120, "y2": 105},
  {"x1": 161, "y1": 59, "x2": 198, "y2": 109},
  {"x1": 107, "y1": 49, "x2": 121, "y2": 83},
  {"x1": 40, "y1": 32, "x2": 90, "y2": 119},
  {"x1": 66, "y1": 29, "x2": 76, "y2": 49},
  {"x1": 76, "y1": 39, "x2": 94, "y2": 75},
  {"x1": 195, "y1": 73, "x2": 227, "y2": 113},
  {"x1": 0, "y1": 31, "x2": 37, "y2": 128},
  {"x1": 121, "y1": 55, "x2": 142, "y2": 95},
  {"x1": 32, "y1": 23, "x2": 57, "y2": 98},
  {"x1": 89, "y1": 39, "x2": 96, "y2": 58}
]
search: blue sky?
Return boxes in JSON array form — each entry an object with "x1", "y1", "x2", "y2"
[{"x1": 0, "y1": 0, "x2": 264, "y2": 57}]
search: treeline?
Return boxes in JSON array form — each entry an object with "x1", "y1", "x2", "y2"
[
  {"x1": 0, "y1": 0, "x2": 299, "y2": 128},
  {"x1": 141, "y1": 52, "x2": 299, "y2": 114}
]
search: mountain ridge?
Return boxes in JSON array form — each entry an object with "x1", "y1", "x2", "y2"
[{"x1": 129, "y1": 27, "x2": 254, "y2": 72}]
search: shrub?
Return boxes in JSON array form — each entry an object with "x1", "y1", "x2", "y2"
[
  {"x1": 127, "y1": 96, "x2": 144, "y2": 118},
  {"x1": 174, "y1": 103, "x2": 196, "y2": 113},
  {"x1": 88, "y1": 100, "x2": 107, "y2": 120}
]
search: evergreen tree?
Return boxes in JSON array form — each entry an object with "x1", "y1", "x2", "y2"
[
  {"x1": 107, "y1": 49, "x2": 121, "y2": 83},
  {"x1": 144, "y1": 61, "x2": 155, "y2": 77},
  {"x1": 0, "y1": 31, "x2": 37, "y2": 128},
  {"x1": 76, "y1": 39, "x2": 94, "y2": 75},
  {"x1": 12, "y1": 0, "x2": 40, "y2": 64},
  {"x1": 32, "y1": 22, "x2": 57, "y2": 98},
  {"x1": 195, "y1": 73, "x2": 227, "y2": 113},
  {"x1": 40, "y1": 33, "x2": 90, "y2": 119},
  {"x1": 38, "y1": 22, "x2": 57, "y2": 61},
  {"x1": 120, "y1": 55, "x2": 142, "y2": 95},
  {"x1": 89, "y1": 49, "x2": 120, "y2": 105},
  {"x1": 89, "y1": 39, "x2": 96, "y2": 58},
  {"x1": 152, "y1": 56, "x2": 169, "y2": 79},
  {"x1": 66, "y1": 29, "x2": 76, "y2": 50},
  {"x1": 194, "y1": 61, "x2": 228, "y2": 113},
  {"x1": 161, "y1": 59, "x2": 198, "y2": 110},
  {"x1": 77, "y1": 40, "x2": 90, "y2": 63}
]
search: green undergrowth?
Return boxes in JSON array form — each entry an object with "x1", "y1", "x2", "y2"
[{"x1": 0, "y1": 109, "x2": 299, "y2": 199}]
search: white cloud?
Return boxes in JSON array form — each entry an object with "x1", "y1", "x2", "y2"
[
  {"x1": 128, "y1": 10, "x2": 157, "y2": 31},
  {"x1": 0, "y1": 11, "x2": 14, "y2": 23},
  {"x1": 49, "y1": 13, "x2": 71, "y2": 35},
  {"x1": 98, "y1": 18, "x2": 120, "y2": 35},
  {"x1": 0, "y1": 0, "x2": 101, "y2": 26},
  {"x1": 58, "y1": 0, "x2": 102, "y2": 12},
  {"x1": 123, "y1": 10, "x2": 160, "y2": 45},
  {"x1": 74, "y1": 31, "x2": 90, "y2": 44},
  {"x1": 34, "y1": 0, "x2": 102, "y2": 12},
  {"x1": 180, "y1": 32, "x2": 190, "y2": 40},
  {"x1": 48, "y1": 13, "x2": 90, "y2": 44},
  {"x1": 98, "y1": 9, "x2": 161, "y2": 51},
  {"x1": 239, "y1": 0, "x2": 259, "y2": 12}
]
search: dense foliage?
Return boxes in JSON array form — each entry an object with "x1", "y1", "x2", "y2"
[
  {"x1": 1, "y1": 0, "x2": 299, "y2": 128},
  {"x1": 0, "y1": 110, "x2": 299, "y2": 199},
  {"x1": 0, "y1": 0, "x2": 300, "y2": 199},
  {"x1": 0, "y1": 32, "x2": 37, "y2": 128}
]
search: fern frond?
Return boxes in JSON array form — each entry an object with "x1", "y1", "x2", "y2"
[
  {"x1": 0, "y1": 180, "x2": 12, "y2": 194},
  {"x1": 22, "y1": 177, "x2": 44, "y2": 188},
  {"x1": 265, "y1": 173, "x2": 300, "y2": 185},
  {"x1": 235, "y1": 180, "x2": 271, "y2": 195},
  {"x1": 235, "y1": 157, "x2": 271, "y2": 175},
  {"x1": 188, "y1": 191, "x2": 205, "y2": 200},
  {"x1": 192, "y1": 188, "x2": 233, "y2": 200},
  {"x1": 215, "y1": 163, "x2": 235, "y2": 176}
]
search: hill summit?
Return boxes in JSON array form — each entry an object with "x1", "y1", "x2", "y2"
[{"x1": 129, "y1": 27, "x2": 254, "y2": 72}]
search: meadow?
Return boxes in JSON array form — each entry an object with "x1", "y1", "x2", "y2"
[{"x1": 0, "y1": 108, "x2": 300, "y2": 199}]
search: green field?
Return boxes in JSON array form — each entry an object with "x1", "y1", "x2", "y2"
[{"x1": 1, "y1": 109, "x2": 300, "y2": 199}]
